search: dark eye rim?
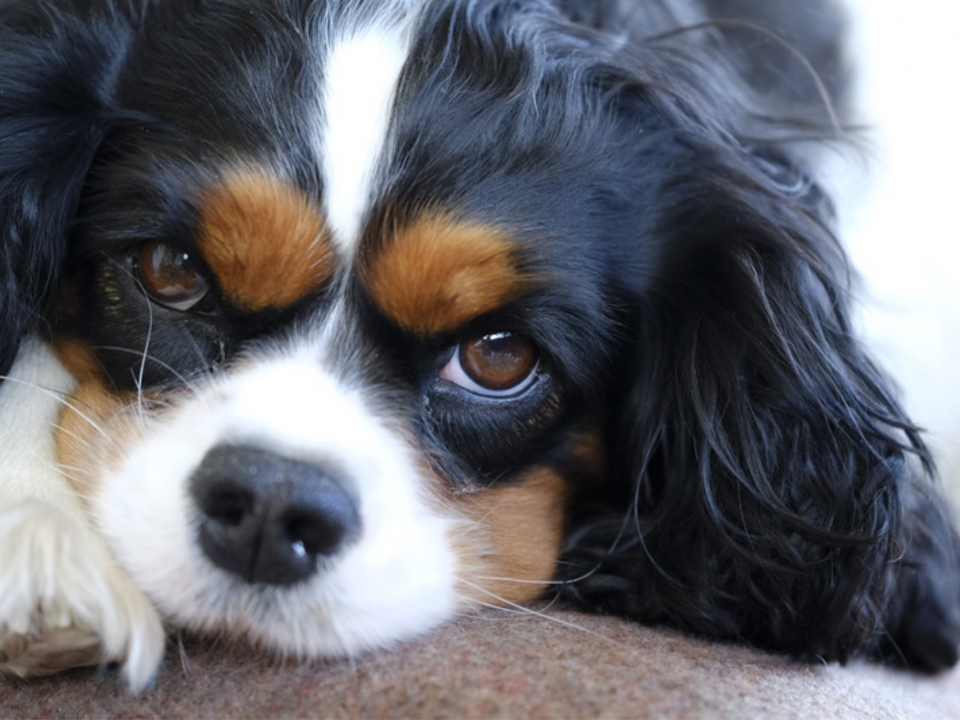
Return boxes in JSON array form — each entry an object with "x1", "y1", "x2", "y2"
[
  {"x1": 424, "y1": 337, "x2": 567, "y2": 482},
  {"x1": 439, "y1": 331, "x2": 542, "y2": 399},
  {"x1": 134, "y1": 239, "x2": 212, "y2": 312}
]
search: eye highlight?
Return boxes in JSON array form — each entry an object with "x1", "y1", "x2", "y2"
[
  {"x1": 138, "y1": 240, "x2": 209, "y2": 311},
  {"x1": 441, "y1": 332, "x2": 540, "y2": 397}
]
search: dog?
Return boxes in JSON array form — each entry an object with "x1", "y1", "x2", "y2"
[{"x1": 2, "y1": 0, "x2": 959, "y2": 691}]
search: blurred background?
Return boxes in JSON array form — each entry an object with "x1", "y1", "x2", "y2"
[{"x1": 839, "y1": 1, "x2": 960, "y2": 498}]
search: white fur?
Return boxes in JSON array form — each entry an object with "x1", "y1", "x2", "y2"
[
  {"x1": 0, "y1": 337, "x2": 77, "y2": 505},
  {"x1": 320, "y1": 18, "x2": 413, "y2": 257},
  {"x1": 91, "y1": 331, "x2": 461, "y2": 660},
  {"x1": 0, "y1": 338, "x2": 164, "y2": 691}
]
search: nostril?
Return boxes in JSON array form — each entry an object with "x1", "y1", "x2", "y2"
[
  {"x1": 197, "y1": 482, "x2": 254, "y2": 527},
  {"x1": 284, "y1": 510, "x2": 346, "y2": 558},
  {"x1": 188, "y1": 444, "x2": 361, "y2": 587}
]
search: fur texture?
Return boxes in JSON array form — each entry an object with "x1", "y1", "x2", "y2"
[{"x1": 0, "y1": 0, "x2": 958, "y2": 691}]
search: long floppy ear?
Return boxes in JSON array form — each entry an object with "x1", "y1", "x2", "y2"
[
  {"x1": 559, "y1": 20, "x2": 960, "y2": 670},
  {"x1": 0, "y1": 1, "x2": 134, "y2": 377}
]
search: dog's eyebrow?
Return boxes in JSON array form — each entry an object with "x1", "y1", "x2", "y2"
[
  {"x1": 196, "y1": 169, "x2": 336, "y2": 311},
  {"x1": 359, "y1": 213, "x2": 531, "y2": 336}
]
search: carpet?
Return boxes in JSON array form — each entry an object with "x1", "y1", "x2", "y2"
[{"x1": 3, "y1": 608, "x2": 958, "y2": 719}]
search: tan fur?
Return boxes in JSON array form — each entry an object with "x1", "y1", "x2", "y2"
[
  {"x1": 362, "y1": 214, "x2": 530, "y2": 336},
  {"x1": 455, "y1": 468, "x2": 568, "y2": 606},
  {"x1": 51, "y1": 339, "x2": 136, "y2": 495},
  {"x1": 198, "y1": 169, "x2": 335, "y2": 311},
  {"x1": 52, "y1": 337, "x2": 104, "y2": 378},
  {"x1": 55, "y1": 379, "x2": 134, "y2": 496}
]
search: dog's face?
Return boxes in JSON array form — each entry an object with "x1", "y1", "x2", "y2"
[
  {"x1": 6, "y1": 0, "x2": 959, "y2": 679},
  {"x1": 51, "y1": 0, "x2": 622, "y2": 657}
]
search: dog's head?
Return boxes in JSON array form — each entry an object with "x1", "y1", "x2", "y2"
[{"x1": 1, "y1": 0, "x2": 937, "y2": 669}]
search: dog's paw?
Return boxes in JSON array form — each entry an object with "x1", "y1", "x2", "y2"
[{"x1": 0, "y1": 500, "x2": 166, "y2": 690}]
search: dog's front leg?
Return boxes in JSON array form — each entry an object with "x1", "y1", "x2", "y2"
[{"x1": 0, "y1": 337, "x2": 165, "y2": 690}]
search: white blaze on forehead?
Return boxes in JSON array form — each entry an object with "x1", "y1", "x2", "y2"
[{"x1": 320, "y1": 23, "x2": 412, "y2": 257}]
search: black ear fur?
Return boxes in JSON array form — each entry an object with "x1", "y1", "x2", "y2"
[
  {"x1": 599, "y1": 165, "x2": 959, "y2": 667},
  {"x1": 558, "y1": 8, "x2": 960, "y2": 671},
  {"x1": 0, "y1": 1, "x2": 134, "y2": 377}
]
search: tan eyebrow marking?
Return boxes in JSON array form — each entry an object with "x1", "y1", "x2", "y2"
[
  {"x1": 361, "y1": 213, "x2": 530, "y2": 336},
  {"x1": 197, "y1": 169, "x2": 335, "y2": 311}
]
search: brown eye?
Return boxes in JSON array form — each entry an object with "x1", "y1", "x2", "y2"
[
  {"x1": 138, "y1": 240, "x2": 209, "y2": 310},
  {"x1": 441, "y1": 332, "x2": 540, "y2": 396}
]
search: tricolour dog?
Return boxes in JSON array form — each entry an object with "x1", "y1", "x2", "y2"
[{"x1": 1, "y1": 0, "x2": 958, "y2": 690}]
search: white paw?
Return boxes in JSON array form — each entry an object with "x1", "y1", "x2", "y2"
[{"x1": 0, "y1": 500, "x2": 166, "y2": 690}]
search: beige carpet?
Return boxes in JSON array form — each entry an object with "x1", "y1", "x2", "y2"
[{"x1": 3, "y1": 608, "x2": 958, "y2": 719}]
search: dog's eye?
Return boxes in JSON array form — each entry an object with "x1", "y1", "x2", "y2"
[
  {"x1": 441, "y1": 332, "x2": 539, "y2": 397},
  {"x1": 138, "y1": 240, "x2": 209, "y2": 311}
]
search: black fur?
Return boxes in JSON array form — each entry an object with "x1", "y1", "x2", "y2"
[
  {"x1": 1, "y1": 0, "x2": 958, "y2": 674},
  {"x1": 0, "y1": 0, "x2": 134, "y2": 377}
]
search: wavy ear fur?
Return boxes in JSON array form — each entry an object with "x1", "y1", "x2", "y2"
[
  {"x1": 0, "y1": 1, "x2": 134, "y2": 377},
  {"x1": 559, "y1": 3, "x2": 960, "y2": 671}
]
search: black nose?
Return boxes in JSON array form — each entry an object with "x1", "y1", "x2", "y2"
[{"x1": 189, "y1": 444, "x2": 360, "y2": 586}]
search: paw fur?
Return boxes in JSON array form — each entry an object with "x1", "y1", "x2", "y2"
[{"x1": 0, "y1": 501, "x2": 165, "y2": 690}]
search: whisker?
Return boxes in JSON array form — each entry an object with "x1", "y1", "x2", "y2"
[
  {"x1": 473, "y1": 565, "x2": 601, "y2": 586},
  {"x1": 136, "y1": 279, "x2": 156, "y2": 424},
  {"x1": 49, "y1": 424, "x2": 94, "y2": 450},
  {"x1": 0, "y1": 376, "x2": 117, "y2": 446},
  {"x1": 20, "y1": 449, "x2": 96, "y2": 499},
  {"x1": 176, "y1": 632, "x2": 193, "y2": 676},
  {"x1": 457, "y1": 577, "x2": 617, "y2": 644},
  {"x1": 105, "y1": 255, "x2": 214, "y2": 403},
  {"x1": 464, "y1": 600, "x2": 532, "y2": 615},
  {"x1": 95, "y1": 345, "x2": 204, "y2": 398},
  {"x1": 52, "y1": 462, "x2": 94, "y2": 477},
  {"x1": 0, "y1": 374, "x2": 72, "y2": 400}
]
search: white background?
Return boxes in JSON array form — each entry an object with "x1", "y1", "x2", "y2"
[{"x1": 840, "y1": 1, "x2": 960, "y2": 494}]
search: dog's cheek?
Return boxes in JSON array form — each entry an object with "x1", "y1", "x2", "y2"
[
  {"x1": 53, "y1": 340, "x2": 135, "y2": 495},
  {"x1": 454, "y1": 468, "x2": 568, "y2": 605}
]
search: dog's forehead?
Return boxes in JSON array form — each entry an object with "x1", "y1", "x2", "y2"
[
  {"x1": 109, "y1": 0, "x2": 601, "y2": 336},
  {"x1": 317, "y1": 16, "x2": 414, "y2": 258},
  {"x1": 182, "y1": 16, "x2": 534, "y2": 329},
  {"x1": 193, "y1": 165, "x2": 529, "y2": 333}
]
